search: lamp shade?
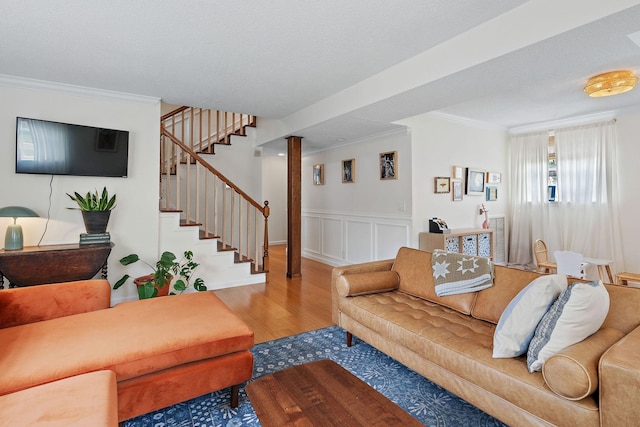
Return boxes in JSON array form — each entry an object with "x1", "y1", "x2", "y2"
[
  {"x1": 0, "y1": 206, "x2": 39, "y2": 251},
  {"x1": 584, "y1": 70, "x2": 638, "y2": 97},
  {"x1": 0, "y1": 206, "x2": 40, "y2": 219}
]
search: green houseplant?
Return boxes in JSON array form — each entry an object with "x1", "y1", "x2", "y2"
[
  {"x1": 114, "y1": 250, "x2": 207, "y2": 299},
  {"x1": 67, "y1": 186, "x2": 116, "y2": 234}
]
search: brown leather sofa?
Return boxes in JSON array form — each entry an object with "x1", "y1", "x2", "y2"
[
  {"x1": 0, "y1": 279, "x2": 254, "y2": 424},
  {"x1": 332, "y1": 247, "x2": 640, "y2": 427}
]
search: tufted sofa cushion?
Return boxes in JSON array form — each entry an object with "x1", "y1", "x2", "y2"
[{"x1": 392, "y1": 247, "x2": 476, "y2": 315}]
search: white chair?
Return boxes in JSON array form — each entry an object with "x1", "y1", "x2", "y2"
[{"x1": 554, "y1": 250, "x2": 587, "y2": 279}]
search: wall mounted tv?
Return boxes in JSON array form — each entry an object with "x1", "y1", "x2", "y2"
[{"x1": 16, "y1": 117, "x2": 129, "y2": 177}]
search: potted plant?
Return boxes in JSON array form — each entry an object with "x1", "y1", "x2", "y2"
[
  {"x1": 67, "y1": 186, "x2": 116, "y2": 234},
  {"x1": 113, "y1": 250, "x2": 207, "y2": 299}
]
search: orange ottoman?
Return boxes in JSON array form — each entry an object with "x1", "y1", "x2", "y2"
[{"x1": 0, "y1": 370, "x2": 117, "y2": 427}]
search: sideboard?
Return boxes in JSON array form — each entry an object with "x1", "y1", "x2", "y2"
[{"x1": 0, "y1": 243, "x2": 113, "y2": 288}]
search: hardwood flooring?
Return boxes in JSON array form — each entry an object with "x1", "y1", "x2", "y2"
[{"x1": 214, "y1": 244, "x2": 334, "y2": 344}]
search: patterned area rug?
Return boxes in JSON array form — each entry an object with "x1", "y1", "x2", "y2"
[{"x1": 125, "y1": 326, "x2": 507, "y2": 426}]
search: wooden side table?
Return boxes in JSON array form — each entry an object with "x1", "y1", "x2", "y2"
[{"x1": 0, "y1": 243, "x2": 114, "y2": 288}]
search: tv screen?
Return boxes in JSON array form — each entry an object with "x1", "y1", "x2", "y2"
[{"x1": 16, "y1": 117, "x2": 129, "y2": 177}]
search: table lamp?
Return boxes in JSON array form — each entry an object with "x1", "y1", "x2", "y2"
[{"x1": 0, "y1": 206, "x2": 39, "y2": 251}]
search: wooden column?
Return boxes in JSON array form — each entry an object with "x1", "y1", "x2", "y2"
[{"x1": 286, "y1": 136, "x2": 302, "y2": 278}]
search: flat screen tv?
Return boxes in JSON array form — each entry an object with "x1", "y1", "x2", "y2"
[{"x1": 16, "y1": 117, "x2": 129, "y2": 177}]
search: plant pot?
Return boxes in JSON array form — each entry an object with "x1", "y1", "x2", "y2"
[
  {"x1": 134, "y1": 274, "x2": 172, "y2": 298},
  {"x1": 81, "y1": 210, "x2": 111, "y2": 234}
]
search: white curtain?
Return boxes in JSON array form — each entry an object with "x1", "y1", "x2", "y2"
[
  {"x1": 553, "y1": 120, "x2": 624, "y2": 272},
  {"x1": 508, "y1": 120, "x2": 624, "y2": 274},
  {"x1": 508, "y1": 130, "x2": 549, "y2": 266}
]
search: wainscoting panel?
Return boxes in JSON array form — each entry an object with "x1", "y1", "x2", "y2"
[
  {"x1": 374, "y1": 222, "x2": 411, "y2": 260},
  {"x1": 345, "y1": 220, "x2": 373, "y2": 264},
  {"x1": 321, "y1": 218, "x2": 343, "y2": 260},
  {"x1": 302, "y1": 216, "x2": 321, "y2": 254},
  {"x1": 302, "y1": 210, "x2": 412, "y2": 267}
]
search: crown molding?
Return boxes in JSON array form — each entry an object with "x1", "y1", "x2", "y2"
[
  {"x1": 302, "y1": 127, "x2": 408, "y2": 157},
  {"x1": 0, "y1": 74, "x2": 160, "y2": 105}
]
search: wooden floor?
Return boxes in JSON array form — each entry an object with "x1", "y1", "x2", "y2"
[{"x1": 214, "y1": 244, "x2": 334, "y2": 344}]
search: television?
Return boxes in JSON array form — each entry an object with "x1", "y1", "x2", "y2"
[{"x1": 16, "y1": 117, "x2": 129, "y2": 177}]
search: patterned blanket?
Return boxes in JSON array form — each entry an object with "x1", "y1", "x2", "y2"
[{"x1": 432, "y1": 249, "x2": 494, "y2": 297}]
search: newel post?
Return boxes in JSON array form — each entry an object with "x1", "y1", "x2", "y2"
[{"x1": 262, "y1": 201, "x2": 270, "y2": 272}]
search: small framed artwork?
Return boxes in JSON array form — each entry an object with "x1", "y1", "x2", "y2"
[
  {"x1": 379, "y1": 151, "x2": 397, "y2": 180},
  {"x1": 434, "y1": 177, "x2": 450, "y2": 193},
  {"x1": 342, "y1": 159, "x2": 355, "y2": 183},
  {"x1": 312, "y1": 164, "x2": 324, "y2": 185},
  {"x1": 486, "y1": 171, "x2": 502, "y2": 184},
  {"x1": 452, "y1": 165, "x2": 463, "y2": 180},
  {"x1": 452, "y1": 180, "x2": 463, "y2": 201},
  {"x1": 486, "y1": 186, "x2": 498, "y2": 201},
  {"x1": 465, "y1": 168, "x2": 485, "y2": 195}
]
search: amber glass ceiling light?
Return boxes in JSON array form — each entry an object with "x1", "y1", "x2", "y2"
[{"x1": 584, "y1": 70, "x2": 638, "y2": 97}]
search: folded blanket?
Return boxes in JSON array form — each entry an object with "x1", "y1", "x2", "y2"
[{"x1": 432, "y1": 249, "x2": 494, "y2": 296}]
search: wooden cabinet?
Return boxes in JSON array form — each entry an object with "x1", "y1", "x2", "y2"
[
  {"x1": 0, "y1": 243, "x2": 113, "y2": 288},
  {"x1": 419, "y1": 229, "x2": 494, "y2": 260}
]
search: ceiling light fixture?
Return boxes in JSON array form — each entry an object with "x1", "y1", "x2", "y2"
[{"x1": 584, "y1": 70, "x2": 638, "y2": 97}]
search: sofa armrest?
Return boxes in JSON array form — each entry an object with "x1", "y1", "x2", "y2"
[
  {"x1": 331, "y1": 259, "x2": 394, "y2": 325},
  {"x1": 0, "y1": 280, "x2": 111, "y2": 329},
  {"x1": 599, "y1": 326, "x2": 640, "y2": 426}
]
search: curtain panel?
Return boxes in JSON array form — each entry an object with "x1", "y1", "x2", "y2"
[{"x1": 508, "y1": 120, "x2": 624, "y2": 275}]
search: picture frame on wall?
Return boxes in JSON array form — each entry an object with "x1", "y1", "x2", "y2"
[
  {"x1": 486, "y1": 186, "x2": 498, "y2": 201},
  {"x1": 452, "y1": 165, "x2": 463, "y2": 179},
  {"x1": 465, "y1": 168, "x2": 485, "y2": 195},
  {"x1": 434, "y1": 176, "x2": 450, "y2": 193},
  {"x1": 486, "y1": 171, "x2": 502, "y2": 184},
  {"x1": 452, "y1": 180, "x2": 463, "y2": 201},
  {"x1": 313, "y1": 164, "x2": 324, "y2": 185},
  {"x1": 379, "y1": 151, "x2": 397, "y2": 180},
  {"x1": 342, "y1": 159, "x2": 355, "y2": 183}
]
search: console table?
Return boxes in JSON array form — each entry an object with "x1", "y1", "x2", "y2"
[{"x1": 0, "y1": 243, "x2": 114, "y2": 288}]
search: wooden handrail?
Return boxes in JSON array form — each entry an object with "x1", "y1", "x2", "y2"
[{"x1": 161, "y1": 127, "x2": 266, "y2": 213}]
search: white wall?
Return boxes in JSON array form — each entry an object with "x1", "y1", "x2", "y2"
[
  {"x1": 262, "y1": 155, "x2": 287, "y2": 244},
  {"x1": 614, "y1": 111, "x2": 640, "y2": 272},
  {"x1": 0, "y1": 81, "x2": 160, "y2": 303},
  {"x1": 398, "y1": 114, "x2": 508, "y2": 254},
  {"x1": 396, "y1": 113, "x2": 509, "y2": 249},
  {"x1": 301, "y1": 130, "x2": 413, "y2": 265}
]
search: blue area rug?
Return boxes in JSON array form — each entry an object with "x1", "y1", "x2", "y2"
[{"x1": 125, "y1": 326, "x2": 506, "y2": 426}]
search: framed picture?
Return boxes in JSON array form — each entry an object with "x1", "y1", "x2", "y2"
[
  {"x1": 312, "y1": 164, "x2": 324, "y2": 185},
  {"x1": 486, "y1": 186, "x2": 498, "y2": 201},
  {"x1": 434, "y1": 176, "x2": 450, "y2": 193},
  {"x1": 379, "y1": 151, "x2": 397, "y2": 180},
  {"x1": 452, "y1": 180, "x2": 463, "y2": 201},
  {"x1": 465, "y1": 168, "x2": 485, "y2": 195},
  {"x1": 452, "y1": 165, "x2": 463, "y2": 179},
  {"x1": 486, "y1": 171, "x2": 502, "y2": 184},
  {"x1": 342, "y1": 159, "x2": 355, "y2": 183}
]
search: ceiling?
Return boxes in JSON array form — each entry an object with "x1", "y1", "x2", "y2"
[{"x1": 2, "y1": 1, "x2": 640, "y2": 156}]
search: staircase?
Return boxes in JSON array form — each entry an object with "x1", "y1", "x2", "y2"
[{"x1": 158, "y1": 106, "x2": 269, "y2": 290}]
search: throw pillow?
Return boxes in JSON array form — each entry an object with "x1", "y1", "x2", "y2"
[
  {"x1": 492, "y1": 274, "x2": 567, "y2": 358},
  {"x1": 527, "y1": 280, "x2": 610, "y2": 372},
  {"x1": 542, "y1": 327, "x2": 624, "y2": 400},
  {"x1": 335, "y1": 271, "x2": 399, "y2": 297}
]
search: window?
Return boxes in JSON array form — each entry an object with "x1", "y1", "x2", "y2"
[{"x1": 547, "y1": 135, "x2": 556, "y2": 202}]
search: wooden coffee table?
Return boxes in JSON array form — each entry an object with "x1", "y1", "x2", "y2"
[{"x1": 245, "y1": 359, "x2": 422, "y2": 426}]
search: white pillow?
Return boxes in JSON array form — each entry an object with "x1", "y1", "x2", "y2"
[
  {"x1": 493, "y1": 275, "x2": 567, "y2": 358},
  {"x1": 527, "y1": 280, "x2": 610, "y2": 372}
]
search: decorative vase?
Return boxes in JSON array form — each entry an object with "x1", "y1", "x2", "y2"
[
  {"x1": 81, "y1": 210, "x2": 111, "y2": 234},
  {"x1": 134, "y1": 274, "x2": 171, "y2": 298}
]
